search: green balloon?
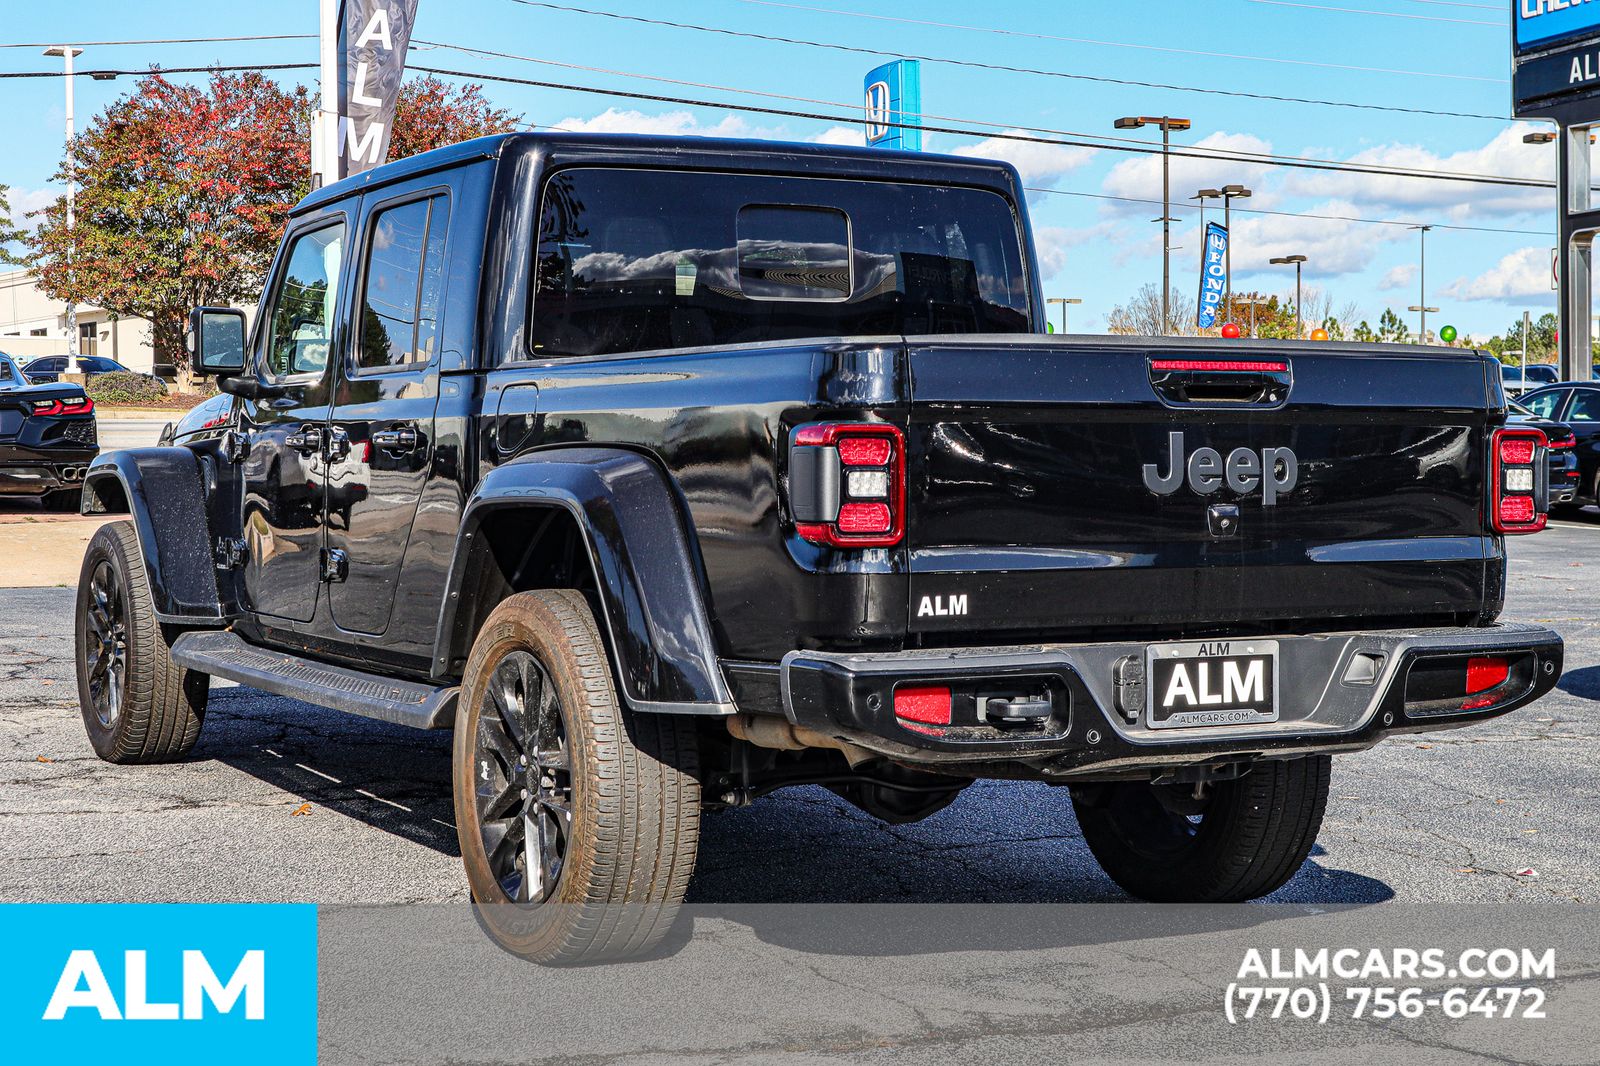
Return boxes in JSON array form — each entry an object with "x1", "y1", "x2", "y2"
[{"x1": 1440, "y1": 325, "x2": 1458, "y2": 343}]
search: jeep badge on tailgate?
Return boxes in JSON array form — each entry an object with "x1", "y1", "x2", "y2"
[{"x1": 1143, "y1": 430, "x2": 1299, "y2": 505}]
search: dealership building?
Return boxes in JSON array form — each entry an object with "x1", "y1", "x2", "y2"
[{"x1": 0, "y1": 266, "x2": 156, "y2": 372}]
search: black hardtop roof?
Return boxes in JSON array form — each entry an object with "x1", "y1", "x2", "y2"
[{"x1": 292, "y1": 131, "x2": 1026, "y2": 216}]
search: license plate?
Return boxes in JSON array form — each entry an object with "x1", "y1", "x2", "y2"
[{"x1": 1145, "y1": 640, "x2": 1279, "y2": 729}]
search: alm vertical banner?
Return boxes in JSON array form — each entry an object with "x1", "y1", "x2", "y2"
[
  {"x1": 1196, "y1": 222, "x2": 1229, "y2": 330},
  {"x1": 340, "y1": 0, "x2": 420, "y2": 176}
]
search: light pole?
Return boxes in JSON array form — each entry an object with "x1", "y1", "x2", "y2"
[
  {"x1": 1269, "y1": 255, "x2": 1308, "y2": 338},
  {"x1": 1410, "y1": 224, "x2": 1434, "y2": 342},
  {"x1": 1408, "y1": 304, "x2": 1440, "y2": 343},
  {"x1": 43, "y1": 45, "x2": 83, "y2": 375},
  {"x1": 1047, "y1": 297, "x2": 1082, "y2": 335},
  {"x1": 1221, "y1": 185, "x2": 1252, "y2": 321},
  {"x1": 1117, "y1": 116, "x2": 1192, "y2": 335}
]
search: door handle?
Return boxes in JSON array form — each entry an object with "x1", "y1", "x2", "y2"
[
  {"x1": 284, "y1": 425, "x2": 322, "y2": 455},
  {"x1": 372, "y1": 425, "x2": 419, "y2": 452}
]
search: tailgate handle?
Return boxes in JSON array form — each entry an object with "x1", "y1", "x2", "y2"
[{"x1": 1149, "y1": 358, "x2": 1290, "y2": 406}]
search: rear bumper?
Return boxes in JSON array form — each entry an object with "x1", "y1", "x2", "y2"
[
  {"x1": 779, "y1": 623, "x2": 1563, "y2": 778},
  {"x1": 0, "y1": 445, "x2": 98, "y2": 496}
]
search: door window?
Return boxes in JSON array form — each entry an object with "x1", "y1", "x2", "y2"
[
  {"x1": 1520, "y1": 389, "x2": 1566, "y2": 419},
  {"x1": 1565, "y1": 389, "x2": 1600, "y2": 422},
  {"x1": 354, "y1": 195, "x2": 450, "y2": 372},
  {"x1": 265, "y1": 223, "x2": 346, "y2": 378}
]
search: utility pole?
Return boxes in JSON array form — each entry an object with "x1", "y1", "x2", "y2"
[
  {"x1": 1523, "y1": 309, "x2": 1532, "y2": 390},
  {"x1": 43, "y1": 46, "x2": 83, "y2": 374},
  {"x1": 314, "y1": 0, "x2": 342, "y2": 190},
  {"x1": 1116, "y1": 116, "x2": 1191, "y2": 334},
  {"x1": 1047, "y1": 297, "x2": 1082, "y2": 335}
]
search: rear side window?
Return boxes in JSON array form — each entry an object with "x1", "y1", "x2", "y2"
[
  {"x1": 1567, "y1": 390, "x2": 1600, "y2": 422},
  {"x1": 355, "y1": 195, "x2": 450, "y2": 372},
  {"x1": 530, "y1": 168, "x2": 1031, "y2": 359},
  {"x1": 1521, "y1": 389, "x2": 1567, "y2": 419}
]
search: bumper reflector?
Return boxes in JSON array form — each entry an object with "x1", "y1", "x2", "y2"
[
  {"x1": 894, "y1": 685, "x2": 953, "y2": 725},
  {"x1": 1466, "y1": 656, "x2": 1510, "y2": 695}
]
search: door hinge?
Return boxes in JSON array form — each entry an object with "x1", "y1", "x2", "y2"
[
  {"x1": 213, "y1": 537, "x2": 247, "y2": 571},
  {"x1": 320, "y1": 547, "x2": 349, "y2": 583},
  {"x1": 221, "y1": 430, "x2": 250, "y2": 463}
]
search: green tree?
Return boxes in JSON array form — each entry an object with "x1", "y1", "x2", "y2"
[
  {"x1": 1377, "y1": 307, "x2": 1410, "y2": 344},
  {"x1": 0, "y1": 185, "x2": 27, "y2": 266}
]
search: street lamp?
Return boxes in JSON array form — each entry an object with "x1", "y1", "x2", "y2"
[
  {"x1": 1409, "y1": 224, "x2": 1435, "y2": 342},
  {"x1": 1046, "y1": 297, "x2": 1083, "y2": 335},
  {"x1": 43, "y1": 45, "x2": 83, "y2": 376},
  {"x1": 1409, "y1": 305, "x2": 1440, "y2": 343},
  {"x1": 1117, "y1": 116, "x2": 1192, "y2": 335},
  {"x1": 1269, "y1": 255, "x2": 1308, "y2": 338}
]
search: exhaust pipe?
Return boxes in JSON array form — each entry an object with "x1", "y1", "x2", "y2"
[{"x1": 726, "y1": 714, "x2": 878, "y2": 769}]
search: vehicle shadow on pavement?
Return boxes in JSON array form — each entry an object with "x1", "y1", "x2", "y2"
[{"x1": 1556, "y1": 664, "x2": 1600, "y2": 700}]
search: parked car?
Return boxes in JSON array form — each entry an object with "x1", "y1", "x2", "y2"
[
  {"x1": 22, "y1": 355, "x2": 137, "y2": 383},
  {"x1": 77, "y1": 133, "x2": 1563, "y2": 963},
  {"x1": 1500, "y1": 362, "x2": 1560, "y2": 397},
  {"x1": 1521, "y1": 382, "x2": 1600, "y2": 507},
  {"x1": 0, "y1": 351, "x2": 98, "y2": 510},
  {"x1": 1509, "y1": 400, "x2": 1579, "y2": 505}
]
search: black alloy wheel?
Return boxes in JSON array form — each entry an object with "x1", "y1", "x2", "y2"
[
  {"x1": 81, "y1": 558, "x2": 129, "y2": 730},
  {"x1": 474, "y1": 649, "x2": 574, "y2": 904}
]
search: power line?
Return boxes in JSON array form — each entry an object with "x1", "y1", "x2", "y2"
[
  {"x1": 1242, "y1": 0, "x2": 1501, "y2": 25},
  {"x1": 414, "y1": 39, "x2": 1542, "y2": 187},
  {"x1": 1028, "y1": 187, "x2": 1552, "y2": 237},
  {"x1": 0, "y1": 35, "x2": 313, "y2": 49},
  {"x1": 726, "y1": 0, "x2": 1503, "y2": 84},
  {"x1": 504, "y1": 0, "x2": 1513, "y2": 122},
  {"x1": 0, "y1": 63, "x2": 315, "y2": 80}
]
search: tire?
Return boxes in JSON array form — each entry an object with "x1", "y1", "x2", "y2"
[
  {"x1": 42, "y1": 488, "x2": 81, "y2": 513},
  {"x1": 74, "y1": 520, "x2": 208, "y2": 763},
  {"x1": 453, "y1": 589, "x2": 701, "y2": 964},
  {"x1": 1074, "y1": 755, "x2": 1331, "y2": 903}
]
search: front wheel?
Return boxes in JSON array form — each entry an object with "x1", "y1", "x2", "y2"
[
  {"x1": 452, "y1": 590, "x2": 701, "y2": 964},
  {"x1": 1074, "y1": 755, "x2": 1330, "y2": 902}
]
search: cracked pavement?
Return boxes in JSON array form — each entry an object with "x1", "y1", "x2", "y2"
[{"x1": 1, "y1": 523, "x2": 1598, "y2": 908}]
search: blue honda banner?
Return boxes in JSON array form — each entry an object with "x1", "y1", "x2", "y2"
[
  {"x1": 1197, "y1": 222, "x2": 1229, "y2": 330},
  {"x1": 864, "y1": 60, "x2": 922, "y2": 151}
]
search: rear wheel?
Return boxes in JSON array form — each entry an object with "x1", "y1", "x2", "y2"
[
  {"x1": 453, "y1": 590, "x2": 701, "y2": 964},
  {"x1": 1074, "y1": 756, "x2": 1330, "y2": 902},
  {"x1": 74, "y1": 521, "x2": 208, "y2": 763}
]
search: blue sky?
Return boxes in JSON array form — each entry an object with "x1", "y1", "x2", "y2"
[{"x1": 0, "y1": 0, "x2": 1558, "y2": 339}]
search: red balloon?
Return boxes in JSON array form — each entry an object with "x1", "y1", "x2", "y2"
[{"x1": 1221, "y1": 322, "x2": 1242, "y2": 339}]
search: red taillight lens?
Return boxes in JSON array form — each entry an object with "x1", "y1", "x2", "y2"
[
  {"x1": 1490, "y1": 428, "x2": 1547, "y2": 535},
  {"x1": 837, "y1": 437, "x2": 892, "y2": 466},
  {"x1": 1149, "y1": 359, "x2": 1288, "y2": 373},
  {"x1": 1498, "y1": 495, "x2": 1536, "y2": 525},
  {"x1": 28, "y1": 399, "x2": 62, "y2": 416},
  {"x1": 61, "y1": 397, "x2": 93, "y2": 415},
  {"x1": 27, "y1": 397, "x2": 92, "y2": 416},
  {"x1": 1466, "y1": 656, "x2": 1510, "y2": 694},
  {"x1": 894, "y1": 685, "x2": 952, "y2": 725},
  {"x1": 791, "y1": 422, "x2": 905, "y2": 548},
  {"x1": 837, "y1": 501, "x2": 891, "y2": 534},
  {"x1": 1550, "y1": 436, "x2": 1575, "y2": 450},
  {"x1": 1499, "y1": 438, "x2": 1536, "y2": 465}
]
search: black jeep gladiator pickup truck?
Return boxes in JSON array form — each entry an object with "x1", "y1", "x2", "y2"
[{"x1": 75, "y1": 133, "x2": 1562, "y2": 961}]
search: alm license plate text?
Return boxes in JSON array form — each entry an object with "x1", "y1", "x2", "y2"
[{"x1": 1145, "y1": 640, "x2": 1279, "y2": 729}]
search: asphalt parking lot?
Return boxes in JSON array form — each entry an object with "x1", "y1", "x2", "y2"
[{"x1": 0, "y1": 504, "x2": 1596, "y2": 907}]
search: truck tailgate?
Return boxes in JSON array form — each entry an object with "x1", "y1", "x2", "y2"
[{"x1": 905, "y1": 338, "x2": 1496, "y2": 638}]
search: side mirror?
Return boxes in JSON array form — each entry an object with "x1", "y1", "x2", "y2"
[{"x1": 189, "y1": 307, "x2": 247, "y2": 378}]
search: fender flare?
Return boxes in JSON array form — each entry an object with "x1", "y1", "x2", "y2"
[
  {"x1": 82, "y1": 448, "x2": 223, "y2": 624},
  {"x1": 435, "y1": 448, "x2": 734, "y2": 715}
]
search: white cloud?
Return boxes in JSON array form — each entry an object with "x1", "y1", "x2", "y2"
[
  {"x1": 1380, "y1": 264, "x2": 1417, "y2": 292},
  {"x1": 809, "y1": 126, "x2": 866, "y2": 147},
  {"x1": 952, "y1": 131, "x2": 1095, "y2": 192},
  {"x1": 4, "y1": 186, "x2": 54, "y2": 229},
  {"x1": 1443, "y1": 246, "x2": 1556, "y2": 302},
  {"x1": 1101, "y1": 132, "x2": 1276, "y2": 211},
  {"x1": 1226, "y1": 201, "x2": 1407, "y2": 277},
  {"x1": 551, "y1": 107, "x2": 758, "y2": 139},
  {"x1": 1283, "y1": 126, "x2": 1553, "y2": 220}
]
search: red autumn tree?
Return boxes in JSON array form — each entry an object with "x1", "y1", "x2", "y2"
[
  {"x1": 29, "y1": 71, "x2": 312, "y2": 374},
  {"x1": 389, "y1": 76, "x2": 521, "y2": 159},
  {"x1": 29, "y1": 70, "x2": 521, "y2": 375}
]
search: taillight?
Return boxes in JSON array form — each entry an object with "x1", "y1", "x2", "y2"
[
  {"x1": 1490, "y1": 427, "x2": 1547, "y2": 534},
  {"x1": 27, "y1": 397, "x2": 93, "y2": 416},
  {"x1": 790, "y1": 422, "x2": 906, "y2": 548}
]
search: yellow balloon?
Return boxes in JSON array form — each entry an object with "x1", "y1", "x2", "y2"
[{"x1": 1310, "y1": 328, "x2": 1330, "y2": 342}]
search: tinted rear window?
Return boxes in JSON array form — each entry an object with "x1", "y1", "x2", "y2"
[{"x1": 530, "y1": 168, "x2": 1031, "y2": 359}]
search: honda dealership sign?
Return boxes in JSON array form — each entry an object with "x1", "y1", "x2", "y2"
[
  {"x1": 1513, "y1": 0, "x2": 1600, "y2": 117},
  {"x1": 1196, "y1": 222, "x2": 1228, "y2": 330},
  {"x1": 864, "y1": 60, "x2": 922, "y2": 151},
  {"x1": 339, "y1": 0, "x2": 419, "y2": 175}
]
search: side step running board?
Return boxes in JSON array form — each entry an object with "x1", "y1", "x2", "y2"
[{"x1": 170, "y1": 630, "x2": 457, "y2": 730}]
